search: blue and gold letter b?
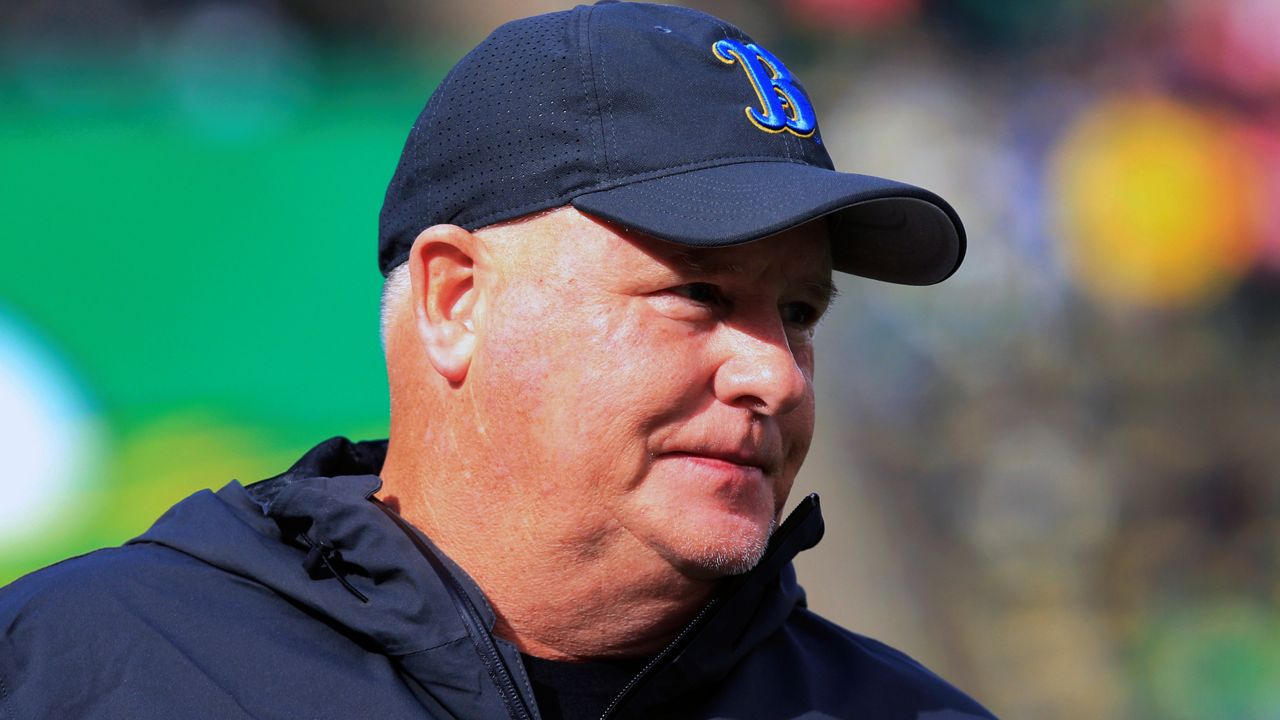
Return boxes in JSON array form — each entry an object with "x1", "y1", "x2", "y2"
[{"x1": 713, "y1": 39, "x2": 817, "y2": 138}]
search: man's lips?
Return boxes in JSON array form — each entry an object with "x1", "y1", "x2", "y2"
[{"x1": 657, "y1": 450, "x2": 776, "y2": 475}]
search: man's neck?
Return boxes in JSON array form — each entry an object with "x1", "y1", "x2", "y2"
[
  {"x1": 483, "y1": 542, "x2": 718, "y2": 661},
  {"x1": 378, "y1": 471, "x2": 719, "y2": 661}
]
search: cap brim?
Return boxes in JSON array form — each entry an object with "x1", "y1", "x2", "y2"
[{"x1": 571, "y1": 160, "x2": 965, "y2": 285}]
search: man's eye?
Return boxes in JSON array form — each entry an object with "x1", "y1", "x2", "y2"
[
  {"x1": 781, "y1": 302, "x2": 818, "y2": 327},
  {"x1": 671, "y1": 282, "x2": 722, "y2": 305}
]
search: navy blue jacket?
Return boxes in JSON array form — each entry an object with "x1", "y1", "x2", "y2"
[{"x1": 0, "y1": 437, "x2": 995, "y2": 719}]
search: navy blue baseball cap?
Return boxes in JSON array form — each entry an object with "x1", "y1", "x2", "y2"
[{"x1": 379, "y1": 0, "x2": 965, "y2": 285}]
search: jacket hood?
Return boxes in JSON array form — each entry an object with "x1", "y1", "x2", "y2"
[
  {"x1": 129, "y1": 436, "x2": 826, "y2": 706},
  {"x1": 131, "y1": 437, "x2": 485, "y2": 657}
]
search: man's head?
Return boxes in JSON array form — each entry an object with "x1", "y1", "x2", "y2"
[
  {"x1": 377, "y1": 1, "x2": 964, "y2": 583},
  {"x1": 384, "y1": 208, "x2": 832, "y2": 578}
]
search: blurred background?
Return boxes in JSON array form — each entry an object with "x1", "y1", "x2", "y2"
[{"x1": 1, "y1": 0, "x2": 1278, "y2": 717}]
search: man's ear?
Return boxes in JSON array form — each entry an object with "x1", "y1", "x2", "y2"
[{"x1": 406, "y1": 224, "x2": 480, "y2": 384}]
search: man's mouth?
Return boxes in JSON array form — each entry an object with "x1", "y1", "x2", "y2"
[{"x1": 658, "y1": 449, "x2": 775, "y2": 476}]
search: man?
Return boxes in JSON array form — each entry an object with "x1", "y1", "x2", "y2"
[{"x1": 0, "y1": 2, "x2": 995, "y2": 718}]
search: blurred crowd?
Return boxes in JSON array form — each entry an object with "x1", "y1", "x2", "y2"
[{"x1": 3, "y1": 0, "x2": 1279, "y2": 718}]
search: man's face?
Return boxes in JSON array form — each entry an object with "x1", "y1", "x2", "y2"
[{"x1": 470, "y1": 209, "x2": 833, "y2": 579}]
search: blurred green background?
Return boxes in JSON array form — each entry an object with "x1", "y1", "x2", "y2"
[{"x1": 2, "y1": 1, "x2": 1279, "y2": 718}]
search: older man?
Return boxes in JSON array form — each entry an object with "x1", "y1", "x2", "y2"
[{"x1": 0, "y1": 2, "x2": 994, "y2": 719}]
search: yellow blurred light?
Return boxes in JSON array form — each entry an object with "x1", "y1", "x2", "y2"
[{"x1": 1051, "y1": 97, "x2": 1263, "y2": 308}]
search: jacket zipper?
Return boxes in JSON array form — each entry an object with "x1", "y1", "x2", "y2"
[
  {"x1": 597, "y1": 595, "x2": 722, "y2": 720},
  {"x1": 373, "y1": 500, "x2": 534, "y2": 720}
]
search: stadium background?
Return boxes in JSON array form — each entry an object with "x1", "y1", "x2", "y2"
[{"x1": 2, "y1": 0, "x2": 1279, "y2": 717}]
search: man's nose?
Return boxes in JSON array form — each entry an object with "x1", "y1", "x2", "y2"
[{"x1": 712, "y1": 319, "x2": 809, "y2": 416}]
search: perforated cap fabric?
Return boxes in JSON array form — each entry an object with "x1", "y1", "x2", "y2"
[{"x1": 378, "y1": 0, "x2": 966, "y2": 284}]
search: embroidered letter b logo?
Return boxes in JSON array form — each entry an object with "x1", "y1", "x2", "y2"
[{"x1": 713, "y1": 39, "x2": 817, "y2": 138}]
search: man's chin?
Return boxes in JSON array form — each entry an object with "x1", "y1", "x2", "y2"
[
  {"x1": 660, "y1": 516, "x2": 779, "y2": 580},
  {"x1": 626, "y1": 475, "x2": 783, "y2": 579}
]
